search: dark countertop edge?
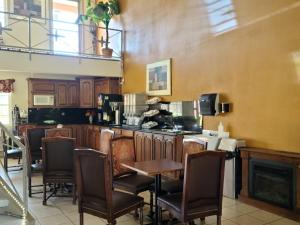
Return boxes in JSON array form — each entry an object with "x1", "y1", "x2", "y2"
[{"x1": 19, "y1": 123, "x2": 202, "y2": 136}]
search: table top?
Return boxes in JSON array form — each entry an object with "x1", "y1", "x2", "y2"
[{"x1": 121, "y1": 159, "x2": 183, "y2": 176}]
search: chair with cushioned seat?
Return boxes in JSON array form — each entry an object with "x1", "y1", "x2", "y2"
[
  {"x1": 110, "y1": 136, "x2": 155, "y2": 216},
  {"x1": 1, "y1": 129, "x2": 22, "y2": 172},
  {"x1": 157, "y1": 151, "x2": 226, "y2": 225},
  {"x1": 99, "y1": 129, "x2": 114, "y2": 153},
  {"x1": 159, "y1": 138, "x2": 207, "y2": 194},
  {"x1": 74, "y1": 149, "x2": 144, "y2": 225},
  {"x1": 42, "y1": 137, "x2": 76, "y2": 205},
  {"x1": 45, "y1": 128, "x2": 72, "y2": 138},
  {"x1": 24, "y1": 127, "x2": 45, "y2": 197}
]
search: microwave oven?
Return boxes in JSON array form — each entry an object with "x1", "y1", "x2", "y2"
[{"x1": 33, "y1": 95, "x2": 55, "y2": 106}]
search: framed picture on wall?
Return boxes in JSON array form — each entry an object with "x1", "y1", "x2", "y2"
[
  {"x1": 9, "y1": 0, "x2": 46, "y2": 20},
  {"x1": 146, "y1": 59, "x2": 171, "y2": 96}
]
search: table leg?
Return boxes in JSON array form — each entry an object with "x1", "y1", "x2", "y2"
[{"x1": 154, "y1": 174, "x2": 161, "y2": 225}]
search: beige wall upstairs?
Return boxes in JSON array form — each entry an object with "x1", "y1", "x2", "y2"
[{"x1": 117, "y1": 0, "x2": 300, "y2": 153}]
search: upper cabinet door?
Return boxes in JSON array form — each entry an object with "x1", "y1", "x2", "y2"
[
  {"x1": 56, "y1": 81, "x2": 79, "y2": 107},
  {"x1": 56, "y1": 82, "x2": 68, "y2": 107},
  {"x1": 68, "y1": 82, "x2": 79, "y2": 106},
  {"x1": 30, "y1": 80, "x2": 55, "y2": 94},
  {"x1": 80, "y1": 78, "x2": 94, "y2": 108}
]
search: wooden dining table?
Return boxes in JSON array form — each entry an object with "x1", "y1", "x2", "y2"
[{"x1": 121, "y1": 159, "x2": 183, "y2": 225}]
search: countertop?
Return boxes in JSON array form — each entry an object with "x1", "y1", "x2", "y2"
[{"x1": 19, "y1": 123, "x2": 202, "y2": 136}]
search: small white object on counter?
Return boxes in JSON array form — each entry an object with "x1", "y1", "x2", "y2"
[{"x1": 218, "y1": 122, "x2": 229, "y2": 138}]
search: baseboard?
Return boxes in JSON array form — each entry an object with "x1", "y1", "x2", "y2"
[{"x1": 239, "y1": 195, "x2": 300, "y2": 222}]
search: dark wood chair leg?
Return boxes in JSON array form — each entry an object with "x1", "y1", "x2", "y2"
[
  {"x1": 189, "y1": 221, "x2": 196, "y2": 225},
  {"x1": 43, "y1": 183, "x2": 47, "y2": 205},
  {"x1": 134, "y1": 193, "x2": 139, "y2": 219},
  {"x1": 149, "y1": 191, "x2": 153, "y2": 216},
  {"x1": 134, "y1": 209, "x2": 139, "y2": 219},
  {"x1": 200, "y1": 217, "x2": 205, "y2": 223},
  {"x1": 18, "y1": 156, "x2": 21, "y2": 164},
  {"x1": 72, "y1": 184, "x2": 76, "y2": 205},
  {"x1": 108, "y1": 220, "x2": 116, "y2": 225},
  {"x1": 80, "y1": 212, "x2": 83, "y2": 225},
  {"x1": 139, "y1": 205, "x2": 143, "y2": 225},
  {"x1": 217, "y1": 216, "x2": 221, "y2": 225},
  {"x1": 28, "y1": 177, "x2": 32, "y2": 197}
]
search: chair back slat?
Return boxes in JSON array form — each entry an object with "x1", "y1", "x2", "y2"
[
  {"x1": 26, "y1": 128, "x2": 45, "y2": 154},
  {"x1": 42, "y1": 137, "x2": 75, "y2": 175},
  {"x1": 100, "y1": 129, "x2": 114, "y2": 154},
  {"x1": 182, "y1": 151, "x2": 226, "y2": 215},
  {"x1": 45, "y1": 128, "x2": 72, "y2": 138},
  {"x1": 182, "y1": 138, "x2": 207, "y2": 163},
  {"x1": 74, "y1": 149, "x2": 112, "y2": 212},
  {"x1": 110, "y1": 137, "x2": 136, "y2": 177}
]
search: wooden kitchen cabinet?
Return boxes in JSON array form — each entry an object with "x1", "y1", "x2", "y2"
[
  {"x1": 94, "y1": 78, "x2": 121, "y2": 106},
  {"x1": 111, "y1": 128, "x2": 122, "y2": 136},
  {"x1": 68, "y1": 82, "x2": 79, "y2": 106},
  {"x1": 86, "y1": 125, "x2": 96, "y2": 149},
  {"x1": 134, "y1": 131, "x2": 183, "y2": 178},
  {"x1": 56, "y1": 81, "x2": 79, "y2": 107},
  {"x1": 153, "y1": 134, "x2": 165, "y2": 160},
  {"x1": 56, "y1": 82, "x2": 68, "y2": 107},
  {"x1": 80, "y1": 78, "x2": 94, "y2": 108},
  {"x1": 64, "y1": 124, "x2": 83, "y2": 147},
  {"x1": 28, "y1": 79, "x2": 55, "y2": 94},
  {"x1": 134, "y1": 131, "x2": 153, "y2": 162},
  {"x1": 82, "y1": 125, "x2": 104, "y2": 150},
  {"x1": 29, "y1": 77, "x2": 118, "y2": 109},
  {"x1": 28, "y1": 79, "x2": 56, "y2": 107}
]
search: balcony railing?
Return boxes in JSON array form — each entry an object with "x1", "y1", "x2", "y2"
[
  {"x1": 0, "y1": 11, "x2": 123, "y2": 61},
  {"x1": 0, "y1": 122, "x2": 35, "y2": 224}
]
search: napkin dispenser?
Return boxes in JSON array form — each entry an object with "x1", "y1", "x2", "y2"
[{"x1": 200, "y1": 93, "x2": 219, "y2": 116}]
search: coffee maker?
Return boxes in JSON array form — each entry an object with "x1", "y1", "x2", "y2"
[{"x1": 97, "y1": 94, "x2": 123, "y2": 125}]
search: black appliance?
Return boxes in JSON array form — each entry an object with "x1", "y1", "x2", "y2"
[
  {"x1": 169, "y1": 101, "x2": 202, "y2": 132},
  {"x1": 199, "y1": 93, "x2": 219, "y2": 116},
  {"x1": 97, "y1": 94, "x2": 123, "y2": 125}
]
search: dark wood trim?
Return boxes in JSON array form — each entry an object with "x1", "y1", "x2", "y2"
[
  {"x1": 240, "y1": 147, "x2": 300, "y2": 160},
  {"x1": 239, "y1": 195, "x2": 300, "y2": 221},
  {"x1": 240, "y1": 147, "x2": 300, "y2": 221}
]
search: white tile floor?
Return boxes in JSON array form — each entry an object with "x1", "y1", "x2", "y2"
[{"x1": 3, "y1": 165, "x2": 300, "y2": 225}]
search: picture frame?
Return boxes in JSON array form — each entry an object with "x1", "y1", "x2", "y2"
[
  {"x1": 9, "y1": 0, "x2": 46, "y2": 20},
  {"x1": 146, "y1": 59, "x2": 171, "y2": 96}
]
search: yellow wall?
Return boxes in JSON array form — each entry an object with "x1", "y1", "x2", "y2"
[{"x1": 117, "y1": 0, "x2": 300, "y2": 152}]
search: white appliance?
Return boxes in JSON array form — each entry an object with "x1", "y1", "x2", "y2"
[
  {"x1": 219, "y1": 138, "x2": 246, "y2": 199},
  {"x1": 184, "y1": 131, "x2": 221, "y2": 150},
  {"x1": 184, "y1": 134, "x2": 245, "y2": 199},
  {"x1": 33, "y1": 95, "x2": 55, "y2": 106}
]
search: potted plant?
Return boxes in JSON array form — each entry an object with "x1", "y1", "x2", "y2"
[{"x1": 85, "y1": 0, "x2": 120, "y2": 57}]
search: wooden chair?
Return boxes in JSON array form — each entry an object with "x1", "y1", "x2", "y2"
[
  {"x1": 74, "y1": 149, "x2": 144, "y2": 225},
  {"x1": 159, "y1": 138, "x2": 207, "y2": 194},
  {"x1": 24, "y1": 127, "x2": 45, "y2": 197},
  {"x1": 45, "y1": 128, "x2": 72, "y2": 138},
  {"x1": 110, "y1": 137, "x2": 155, "y2": 217},
  {"x1": 157, "y1": 151, "x2": 226, "y2": 225},
  {"x1": 99, "y1": 129, "x2": 114, "y2": 153},
  {"x1": 42, "y1": 137, "x2": 76, "y2": 205},
  {"x1": 1, "y1": 129, "x2": 22, "y2": 172}
]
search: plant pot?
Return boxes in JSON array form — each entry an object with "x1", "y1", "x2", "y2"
[{"x1": 102, "y1": 47, "x2": 113, "y2": 58}]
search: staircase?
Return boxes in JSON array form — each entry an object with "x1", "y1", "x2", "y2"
[{"x1": 0, "y1": 122, "x2": 35, "y2": 224}]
